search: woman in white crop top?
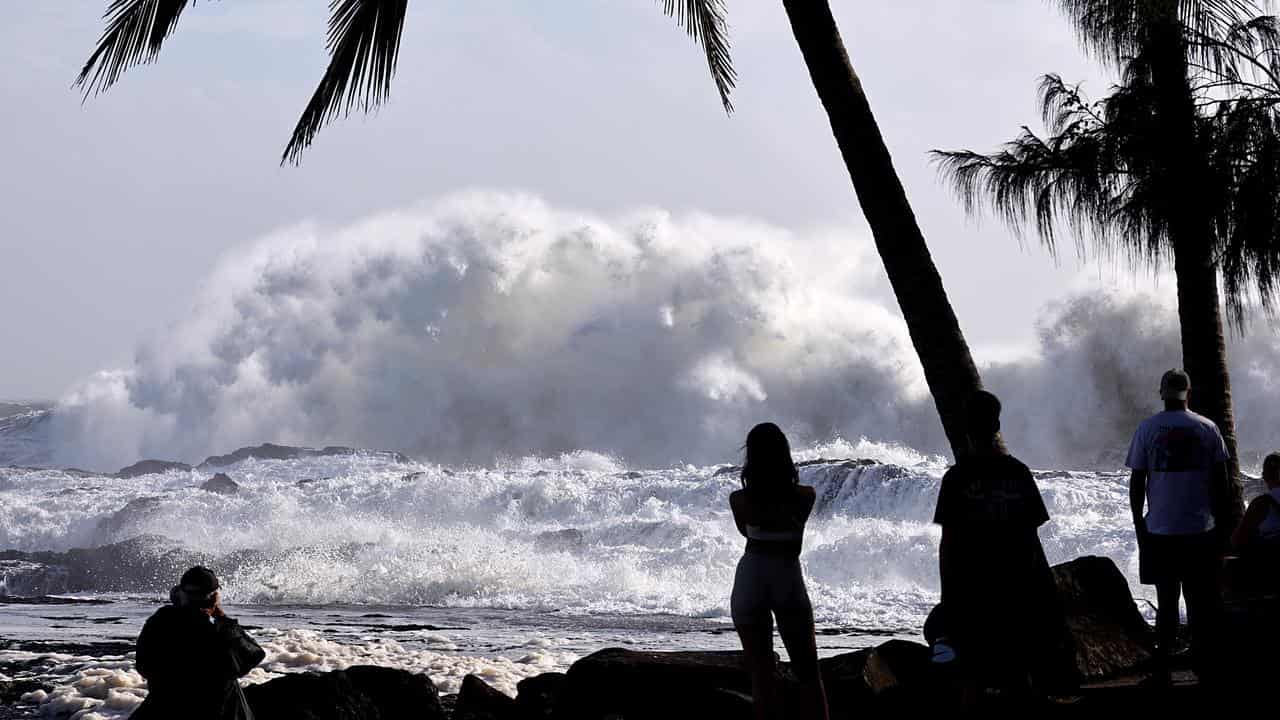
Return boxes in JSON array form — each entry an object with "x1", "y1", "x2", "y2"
[{"x1": 729, "y1": 423, "x2": 828, "y2": 720}]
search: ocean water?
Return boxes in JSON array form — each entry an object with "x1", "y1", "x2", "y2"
[
  {"x1": 17, "y1": 193, "x2": 1275, "y2": 717},
  {"x1": 0, "y1": 428, "x2": 1147, "y2": 719}
]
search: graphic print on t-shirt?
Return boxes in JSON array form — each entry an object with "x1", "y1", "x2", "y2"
[{"x1": 1152, "y1": 426, "x2": 1208, "y2": 473}]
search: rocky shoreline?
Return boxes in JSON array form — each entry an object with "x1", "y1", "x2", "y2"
[{"x1": 7, "y1": 554, "x2": 1264, "y2": 718}]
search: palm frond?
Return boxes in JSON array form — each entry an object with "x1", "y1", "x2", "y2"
[
  {"x1": 1203, "y1": 98, "x2": 1280, "y2": 324},
  {"x1": 1055, "y1": 0, "x2": 1267, "y2": 64},
  {"x1": 933, "y1": 74, "x2": 1170, "y2": 267},
  {"x1": 75, "y1": 0, "x2": 197, "y2": 96},
  {"x1": 282, "y1": 0, "x2": 409, "y2": 165},
  {"x1": 660, "y1": 0, "x2": 736, "y2": 112}
]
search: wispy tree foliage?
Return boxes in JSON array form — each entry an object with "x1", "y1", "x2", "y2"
[{"x1": 934, "y1": 2, "x2": 1280, "y2": 328}]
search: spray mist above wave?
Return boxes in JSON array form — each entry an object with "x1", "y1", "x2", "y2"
[
  {"x1": 30, "y1": 192, "x2": 1280, "y2": 472},
  {"x1": 46, "y1": 193, "x2": 940, "y2": 471}
]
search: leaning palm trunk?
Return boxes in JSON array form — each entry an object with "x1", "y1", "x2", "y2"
[{"x1": 780, "y1": 0, "x2": 983, "y2": 458}]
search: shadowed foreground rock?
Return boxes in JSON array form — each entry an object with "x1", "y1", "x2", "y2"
[
  {"x1": 540, "y1": 556, "x2": 1159, "y2": 719},
  {"x1": 244, "y1": 666, "x2": 443, "y2": 719},
  {"x1": 553, "y1": 649, "x2": 762, "y2": 719},
  {"x1": 1052, "y1": 555, "x2": 1154, "y2": 679},
  {"x1": 453, "y1": 674, "x2": 516, "y2": 720}
]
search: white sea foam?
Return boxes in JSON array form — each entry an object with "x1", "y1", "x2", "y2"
[
  {"x1": 0, "y1": 448, "x2": 1149, "y2": 626},
  {"x1": 16, "y1": 628, "x2": 574, "y2": 719}
]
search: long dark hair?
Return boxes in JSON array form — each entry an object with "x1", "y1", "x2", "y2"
[
  {"x1": 1265, "y1": 452, "x2": 1280, "y2": 486},
  {"x1": 740, "y1": 422, "x2": 799, "y2": 496}
]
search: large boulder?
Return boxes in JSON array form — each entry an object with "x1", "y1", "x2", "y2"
[
  {"x1": 454, "y1": 674, "x2": 516, "y2": 720},
  {"x1": 1052, "y1": 555, "x2": 1154, "y2": 680},
  {"x1": 0, "y1": 535, "x2": 193, "y2": 595},
  {"x1": 200, "y1": 473, "x2": 240, "y2": 495},
  {"x1": 244, "y1": 666, "x2": 443, "y2": 719},
  {"x1": 554, "y1": 648, "x2": 772, "y2": 719},
  {"x1": 515, "y1": 672, "x2": 565, "y2": 719},
  {"x1": 115, "y1": 459, "x2": 193, "y2": 478},
  {"x1": 198, "y1": 443, "x2": 410, "y2": 469}
]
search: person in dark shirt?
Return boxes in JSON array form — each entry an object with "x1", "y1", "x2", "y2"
[
  {"x1": 931, "y1": 391, "x2": 1073, "y2": 699},
  {"x1": 133, "y1": 566, "x2": 265, "y2": 720}
]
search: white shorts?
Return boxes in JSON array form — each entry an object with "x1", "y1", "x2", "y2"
[{"x1": 730, "y1": 551, "x2": 813, "y2": 627}]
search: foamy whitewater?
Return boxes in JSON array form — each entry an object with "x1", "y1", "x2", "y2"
[
  {"x1": 3, "y1": 193, "x2": 1278, "y2": 717},
  {"x1": 0, "y1": 442, "x2": 1143, "y2": 718}
]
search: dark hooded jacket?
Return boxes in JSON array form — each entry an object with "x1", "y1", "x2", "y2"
[{"x1": 132, "y1": 604, "x2": 265, "y2": 720}]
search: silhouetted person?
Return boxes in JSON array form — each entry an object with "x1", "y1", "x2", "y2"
[
  {"x1": 932, "y1": 391, "x2": 1071, "y2": 702},
  {"x1": 133, "y1": 566, "x2": 265, "y2": 720},
  {"x1": 1228, "y1": 452, "x2": 1280, "y2": 594},
  {"x1": 1126, "y1": 369, "x2": 1231, "y2": 680},
  {"x1": 730, "y1": 422, "x2": 829, "y2": 720}
]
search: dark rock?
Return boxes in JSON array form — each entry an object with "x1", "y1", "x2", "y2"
[
  {"x1": 0, "y1": 594, "x2": 112, "y2": 605},
  {"x1": 817, "y1": 650, "x2": 873, "y2": 716},
  {"x1": 713, "y1": 465, "x2": 741, "y2": 477},
  {"x1": 401, "y1": 471, "x2": 427, "y2": 482},
  {"x1": 199, "y1": 443, "x2": 409, "y2": 469},
  {"x1": 1052, "y1": 555, "x2": 1154, "y2": 680},
  {"x1": 796, "y1": 458, "x2": 879, "y2": 469},
  {"x1": 454, "y1": 674, "x2": 516, "y2": 719},
  {"x1": 0, "y1": 679, "x2": 49, "y2": 707},
  {"x1": 516, "y1": 672, "x2": 565, "y2": 719},
  {"x1": 96, "y1": 496, "x2": 165, "y2": 540},
  {"x1": 860, "y1": 640, "x2": 933, "y2": 701},
  {"x1": 0, "y1": 535, "x2": 195, "y2": 595},
  {"x1": 115, "y1": 460, "x2": 193, "y2": 478},
  {"x1": 244, "y1": 665, "x2": 443, "y2": 719},
  {"x1": 555, "y1": 648, "x2": 774, "y2": 719},
  {"x1": 534, "y1": 529, "x2": 585, "y2": 550},
  {"x1": 200, "y1": 473, "x2": 240, "y2": 495}
]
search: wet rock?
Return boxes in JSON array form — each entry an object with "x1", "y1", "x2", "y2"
[
  {"x1": 454, "y1": 674, "x2": 516, "y2": 719},
  {"x1": 515, "y1": 672, "x2": 564, "y2": 719},
  {"x1": 199, "y1": 443, "x2": 409, "y2": 469},
  {"x1": 555, "y1": 648, "x2": 773, "y2": 719},
  {"x1": 200, "y1": 473, "x2": 240, "y2": 495},
  {"x1": 796, "y1": 458, "x2": 879, "y2": 469},
  {"x1": 0, "y1": 535, "x2": 193, "y2": 595},
  {"x1": 96, "y1": 496, "x2": 165, "y2": 539},
  {"x1": 244, "y1": 665, "x2": 443, "y2": 719},
  {"x1": 114, "y1": 460, "x2": 192, "y2": 478},
  {"x1": 1053, "y1": 555, "x2": 1154, "y2": 680},
  {"x1": 534, "y1": 529, "x2": 585, "y2": 550}
]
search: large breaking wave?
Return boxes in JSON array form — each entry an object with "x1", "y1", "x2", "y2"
[{"x1": 6, "y1": 192, "x2": 1279, "y2": 472}]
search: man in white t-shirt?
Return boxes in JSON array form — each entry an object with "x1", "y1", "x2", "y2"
[{"x1": 1126, "y1": 369, "x2": 1231, "y2": 678}]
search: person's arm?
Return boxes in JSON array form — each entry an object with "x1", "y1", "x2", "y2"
[
  {"x1": 215, "y1": 616, "x2": 266, "y2": 678},
  {"x1": 134, "y1": 614, "x2": 160, "y2": 681},
  {"x1": 1129, "y1": 469, "x2": 1148, "y2": 538},
  {"x1": 797, "y1": 485, "x2": 816, "y2": 523},
  {"x1": 729, "y1": 490, "x2": 748, "y2": 538},
  {"x1": 939, "y1": 525, "x2": 957, "y2": 602},
  {"x1": 1211, "y1": 460, "x2": 1235, "y2": 544},
  {"x1": 1231, "y1": 497, "x2": 1269, "y2": 549}
]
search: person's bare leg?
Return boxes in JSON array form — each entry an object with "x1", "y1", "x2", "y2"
[
  {"x1": 777, "y1": 612, "x2": 829, "y2": 720},
  {"x1": 735, "y1": 621, "x2": 777, "y2": 720}
]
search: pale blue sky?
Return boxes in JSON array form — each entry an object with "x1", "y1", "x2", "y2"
[{"x1": 1, "y1": 1, "x2": 1117, "y2": 398}]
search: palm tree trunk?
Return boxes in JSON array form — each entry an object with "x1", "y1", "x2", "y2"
[
  {"x1": 1145, "y1": 1, "x2": 1244, "y2": 519},
  {"x1": 780, "y1": 0, "x2": 983, "y2": 459},
  {"x1": 1173, "y1": 239, "x2": 1245, "y2": 523}
]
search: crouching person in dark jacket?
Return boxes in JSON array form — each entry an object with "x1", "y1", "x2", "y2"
[{"x1": 133, "y1": 566, "x2": 265, "y2": 720}]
